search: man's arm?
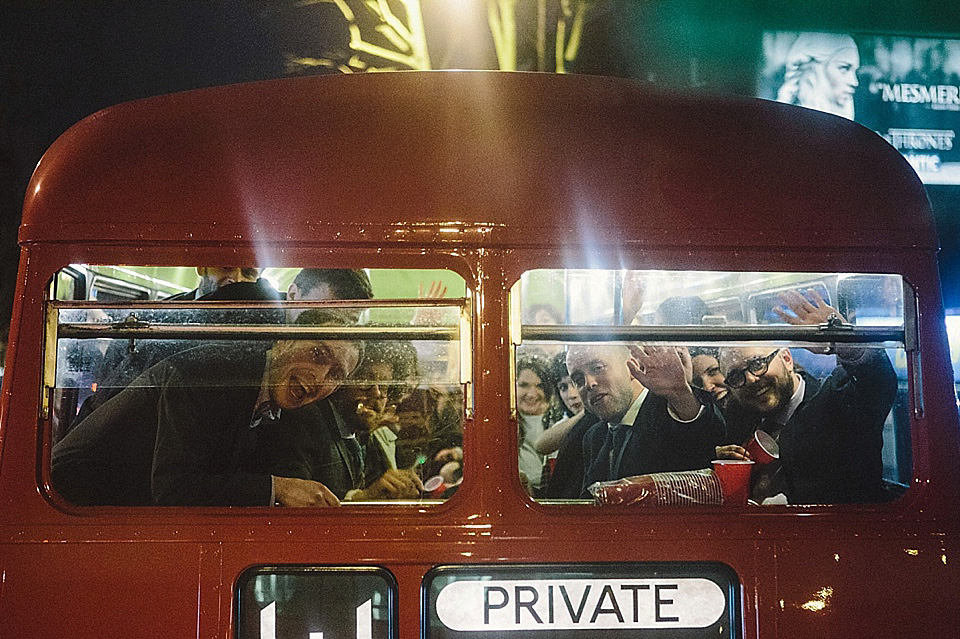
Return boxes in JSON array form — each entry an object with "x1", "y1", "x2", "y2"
[
  {"x1": 775, "y1": 288, "x2": 897, "y2": 420},
  {"x1": 150, "y1": 375, "x2": 276, "y2": 506}
]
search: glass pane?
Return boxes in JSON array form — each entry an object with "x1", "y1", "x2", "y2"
[
  {"x1": 516, "y1": 269, "x2": 908, "y2": 507},
  {"x1": 47, "y1": 266, "x2": 467, "y2": 508},
  {"x1": 237, "y1": 567, "x2": 395, "y2": 639}
]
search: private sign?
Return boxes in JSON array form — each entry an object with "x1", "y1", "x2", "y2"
[{"x1": 435, "y1": 578, "x2": 726, "y2": 632}]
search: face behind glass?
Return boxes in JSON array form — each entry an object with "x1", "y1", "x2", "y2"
[
  {"x1": 269, "y1": 339, "x2": 360, "y2": 410},
  {"x1": 556, "y1": 375, "x2": 584, "y2": 414},
  {"x1": 197, "y1": 267, "x2": 259, "y2": 295},
  {"x1": 691, "y1": 354, "x2": 728, "y2": 402},
  {"x1": 566, "y1": 346, "x2": 636, "y2": 422},
  {"x1": 720, "y1": 346, "x2": 794, "y2": 415},
  {"x1": 287, "y1": 281, "x2": 364, "y2": 323},
  {"x1": 341, "y1": 362, "x2": 393, "y2": 415},
  {"x1": 516, "y1": 368, "x2": 548, "y2": 417}
]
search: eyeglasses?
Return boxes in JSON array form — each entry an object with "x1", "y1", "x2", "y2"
[{"x1": 724, "y1": 349, "x2": 780, "y2": 389}]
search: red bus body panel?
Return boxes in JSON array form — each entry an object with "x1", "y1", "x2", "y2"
[{"x1": 2, "y1": 72, "x2": 958, "y2": 638}]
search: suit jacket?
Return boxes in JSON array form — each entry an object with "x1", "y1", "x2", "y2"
[
  {"x1": 580, "y1": 391, "x2": 724, "y2": 497},
  {"x1": 251, "y1": 397, "x2": 365, "y2": 499},
  {"x1": 544, "y1": 413, "x2": 596, "y2": 499},
  {"x1": 52, "y1": 343, "x2": 273, "y2": 506},
  {"x1": 723, "y1": 349, "x2": 897, "y2": 504}
]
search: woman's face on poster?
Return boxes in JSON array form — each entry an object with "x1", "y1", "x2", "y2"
[{"x1": 824, "y1": 47, "x2": 860, "y2": 108}]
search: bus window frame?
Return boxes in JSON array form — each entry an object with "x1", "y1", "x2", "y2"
[
  {"x1": 508, "y1": 270, "x2": 917, "y2": 507},
  {"x1": 40, "y1": 292, "x2": 475, "y2": 510}
]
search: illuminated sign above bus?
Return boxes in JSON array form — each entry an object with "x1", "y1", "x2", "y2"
[
  {"x1": 424, "y1": 564, "x2": 740, "y2": 638},
  {"x1": 758, "y1": 32, "x2": 960, "y2": 185}
]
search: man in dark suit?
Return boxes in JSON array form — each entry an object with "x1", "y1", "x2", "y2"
[
  {"x1": 716, "y1": 290, "x2": 897, "y2": 504},
  {"x1": 252, "y1": 396, "x2": 366, "y2": 500},
  {"x1": 52, "y1": 310, "x2": 360, "y2": 507},
  {"x1": 567, "y1": 343, "x2": 724, "y2": 498},
  {"x1": 249, "y1": 268, "x2": 394, "y2": 500}
]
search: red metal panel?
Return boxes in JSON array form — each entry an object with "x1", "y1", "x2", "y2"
[
  {"x1": 776, "y1": 537, "x2": 960, "y2": 637},
  {"x1": 20, "y1": 73, "x2": 934, "y2": 251},
  {"x1": 0, "y1": 542, "x2": 208, "y2": 639}
]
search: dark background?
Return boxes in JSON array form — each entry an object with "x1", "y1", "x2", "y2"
[{"x1": 3, "y1": 0, "x2": 960, "y2": 338}]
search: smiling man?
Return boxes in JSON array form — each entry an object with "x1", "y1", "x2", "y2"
[
  {"x1": 51, "y1": 309, "x2": 360, "y2": 508},
  {"x1": 717, "y1": 290, "x2": 897, "y2": 504}
]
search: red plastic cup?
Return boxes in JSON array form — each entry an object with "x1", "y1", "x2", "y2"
[
  {"x1": 423, "y1": 475, "x2": 446, "y2": 498},
  {"x1": 712, "y1": 460, "x2": 755, "y2": 505},
  {"x1": 744, "y1": 429, "x2": 779, "y2": 465}
]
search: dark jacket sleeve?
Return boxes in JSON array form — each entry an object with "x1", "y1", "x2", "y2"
[
  {"x1": 832, "y1": 347, "x2": 898, "y2": 425},
  {"x1": 781, "y1": 348, "x2": 898, "y2": 504},
  {"x1": 150, "y1": 370, "x2": 273, "y2": 506}
]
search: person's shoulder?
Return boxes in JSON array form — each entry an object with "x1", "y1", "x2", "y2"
[
  {"x1": 164, "y1": 289, "x2": 197, "y2": 301},
  {"x1": 571, "y1": 413, "x2": 599, "y2": 438}
]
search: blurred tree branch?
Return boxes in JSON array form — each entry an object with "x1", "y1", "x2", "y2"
[{"x1": 286, "y1": 0, "x2": 598, "y2": 74}]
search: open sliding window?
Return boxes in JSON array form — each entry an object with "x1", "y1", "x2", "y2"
[
  {"x1": 44, "y1": 266, "x2": 470, "y2": 507},
  {"x1": 511, "y1": 269, "x2": 911, "y2": 507}
]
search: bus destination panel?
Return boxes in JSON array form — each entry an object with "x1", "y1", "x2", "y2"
[{"x1": 424, "y1": 563, "x2": 741, "y2": 639}]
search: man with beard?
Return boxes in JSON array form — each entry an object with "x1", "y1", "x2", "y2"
[
  {"x1": 717, "y1": 290, "x2": 897, "y2": 504},
  {"x1": 567, "y1": 343, "x2": 724, "y2": 498}
]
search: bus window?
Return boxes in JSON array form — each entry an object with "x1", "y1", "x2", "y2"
[
  {"x1": 44, "y1": 265, "x2": 470, "y2": 507},
  {"x1": 513, "y1": 269, "x2": 909, "y2": 507}
]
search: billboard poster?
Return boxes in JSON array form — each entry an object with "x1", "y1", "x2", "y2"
[{"x1": 758, "y1": 32, "x2": 960, "y2": 185}]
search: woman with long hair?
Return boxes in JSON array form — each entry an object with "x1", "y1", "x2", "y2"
[
  {"x1": 516, "y1": 354, "x2": 558, "y2": 496},
  {"x1": 777, "y1": 33, "x2": 860, "y2": 120}
]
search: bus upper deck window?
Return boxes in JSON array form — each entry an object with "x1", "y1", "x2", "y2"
[
  {"x1": 44, "y1": 266, "x2": 470, "y2": 508},
  {"x1": 511, "y1": 269, "x2": 909, "y2": 507}
]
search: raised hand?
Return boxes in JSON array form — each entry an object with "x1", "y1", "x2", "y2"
[
  {"x1": 775, "y1": 289, "x2": 850, "y2": 355},
  {"x1": 775, "y1": 288, "x2": 845, "y2": 326},
  {"x1": 626, "y1": 345, "x2": 700, "y2": 420},
  {"x1": 412, "y1": 280, "x2": 449, "y2": 326}
]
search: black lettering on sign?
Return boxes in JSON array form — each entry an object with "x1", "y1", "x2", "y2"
[
  {"x1": 620, "y1": 584, "x2": 651, "y2": 623},
  {"x1": 560, "y1": 585, "x2": 591, "y2": 623},
  {"x1": 515, "y1": 586, "x2": 543, "y2": 624},
  {"x1": 590, "y1": 585, "x2": 625, "y2": 623},
  {"x1": 483, "y1": 586, "x2": 508, "y2": 624},
  {"x1": 655, "y1": 584, "x2": 680, "y2": 623},
  {"x1": 547, "y1": 585, "x2": 555, "y2": 624}
]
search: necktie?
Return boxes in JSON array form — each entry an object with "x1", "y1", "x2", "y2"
[
  {"x1": 607, "y1": 424, "x2": 629, "y2": 480},
  {"x1": 345, "y1": 436, "x2": 366, "y2": 488}
]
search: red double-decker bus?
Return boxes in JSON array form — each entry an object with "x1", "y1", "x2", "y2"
[{"x1": 1, "y1": 71, "x2": 957, "y2": 638}]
